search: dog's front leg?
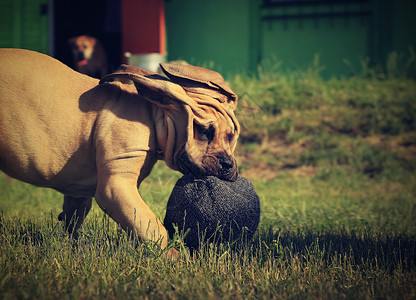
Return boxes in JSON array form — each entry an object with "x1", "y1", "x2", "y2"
[
  {"x1": 96, "y1": 175, "x2": 166, "y2": 243},
  {"x1": 94, "y1": 156, "x2": 177, "y2": 258},
  {"x1": 95, "y1": 174, "x2": 178, "y2": 259}
]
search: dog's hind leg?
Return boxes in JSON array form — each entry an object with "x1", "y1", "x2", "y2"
[{"x1": 58, "y1": 195, "x2": 92, "y2": 237}]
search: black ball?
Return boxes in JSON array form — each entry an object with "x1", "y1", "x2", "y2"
[{"x1": 164, "y1": 174, "x2": 260, "y2": 249}]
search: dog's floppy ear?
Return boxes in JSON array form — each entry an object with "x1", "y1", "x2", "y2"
[
  {"x1": 159, "y1": 63, "x2": 238, "y2": 110},
  {"x1": 99, "y1": 64, "x2": 206, "y2": 115},
  {"x1": 100, "y1": 64, "x2": 237, "y2": 130}
]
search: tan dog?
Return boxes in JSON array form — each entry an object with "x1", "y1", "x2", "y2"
[
  {"x1": 68, "y1": 35, "x2": 108, "y2": 78},
  {"x1": 0, "y1": 49, "x2": 239, "y2": 258}
]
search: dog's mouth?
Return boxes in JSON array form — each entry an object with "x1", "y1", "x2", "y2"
[
  {"x1": 77, "y1": 59, "x2": 88, "y2": 66},
  {"x1": 176, "y1": 151, "x2": 238, "y2": 182},
  {"x1": 75, "y1": 52, "x2": 88, "y2": 66}
]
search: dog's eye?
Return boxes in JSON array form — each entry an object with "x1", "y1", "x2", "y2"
[
  {"x1": 196, "y1": 125, "x2": 215, "y2": 143},
  {"x1": 227, "y1": 133, "x2": 235, "y2": 143}
]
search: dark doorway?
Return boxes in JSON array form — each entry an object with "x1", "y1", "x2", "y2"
[{"x1": 54, "y1": 0, "x2": 121, "y2": 73}]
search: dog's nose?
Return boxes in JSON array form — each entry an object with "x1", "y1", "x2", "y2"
[
  {"x1": 76, "y1": 52, "x2": 85, "y2": 61},
  {"x1": 219, "y1": 155, "x2": 234, "y2": 170},
  {"x1": 218, "y1": 155, "x2": 238, "y2": 182}
]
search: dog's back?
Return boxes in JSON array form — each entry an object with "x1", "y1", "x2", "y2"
[{"x1": 0, "y1": 49, "x2": 100, "y2": 188}]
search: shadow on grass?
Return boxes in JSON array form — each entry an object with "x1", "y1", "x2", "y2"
[{"x1": 252, "y1": 227, "x2": 416, "y2": 273}]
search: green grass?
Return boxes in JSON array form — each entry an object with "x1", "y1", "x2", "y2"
[{"x1": 1, "y1": 63, "x2": 416, "y2": 299}]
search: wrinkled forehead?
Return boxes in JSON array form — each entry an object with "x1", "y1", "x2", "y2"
[{"x1": 204, "y1": 106, "x2": 238, "y2": 132}]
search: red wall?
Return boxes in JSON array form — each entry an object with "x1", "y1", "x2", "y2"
[{"x1": 122, "y1": 0, "x2": 166, "y2": 57}]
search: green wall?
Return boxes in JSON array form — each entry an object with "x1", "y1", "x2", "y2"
[
  {"x1": 388, "y1": 0, "x2": 416, "y2": 54},
  {"x1": 0, "y1": 0, "x2": 49, "y2": 54},
  {"x1": 165, "y1": 0, "x2": 416, "y2": 78},
  {"x1": 259, "y1": 2, "x2": 372, "y2": 77}
]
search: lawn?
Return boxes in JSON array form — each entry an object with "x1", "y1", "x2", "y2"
[{"x1": 1, "y1": 62, "x2": 416, "y2": 299}]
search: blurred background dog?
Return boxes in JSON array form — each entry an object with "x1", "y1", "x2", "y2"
[{"x1": 68, "y1": 35, "x2": 108, "y2": 78}]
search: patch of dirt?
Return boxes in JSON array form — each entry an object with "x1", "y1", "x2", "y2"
[
  {"x1": 365, "y1": 134, "x2": 416, "y2": 161},
  {"x1": 236, "y1": 137, "x2": 315, "y2": 180}
]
